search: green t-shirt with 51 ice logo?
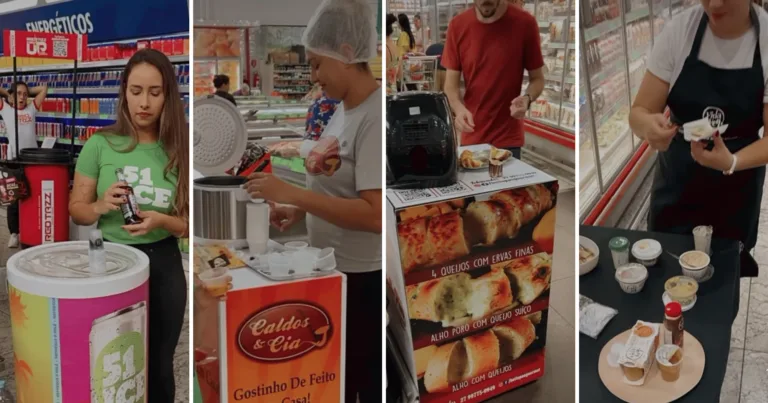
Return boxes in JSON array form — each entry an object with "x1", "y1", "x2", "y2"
[{"x1": 75, "y1": 133, "x2": 178, "y2": 245}]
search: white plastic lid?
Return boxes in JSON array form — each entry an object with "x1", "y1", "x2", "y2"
[
  {"x1": 615, "y1": 263, "x2": 648, "y2": 284},
  {"x1": 7, "y1": 241, "x2": 149, "y2": 299},
  {"x1": 632, "y1": 239, "x2": 662, "y2": 260},
  {"x1": 193, "y1": 95, "x2": 248, "y2": 176}
]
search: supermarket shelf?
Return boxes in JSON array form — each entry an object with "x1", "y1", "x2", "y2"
[
  {"x1": 548, "y1": 42, "x2": 573, "y2": 50},
  {"x1": 37, "y1": 113, "x2": 116, "y2": 120},
  {"x1": 46, "y1": 86, "x2": 189, "y2": 95},
  {"x1": 34, "y1": 136, "x2": 86, "y2": 145},
  {"x1": 0, "y1": 56, "x2": 189, "y2": 74},
  {"x1": 583, "y1": 8, "x2": 650, "y2": 42}
]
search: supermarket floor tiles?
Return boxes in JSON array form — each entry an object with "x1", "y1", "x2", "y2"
[
  {"x1": 486, "y1": 189, "x2": 576, "y2": 402},
  {"x1": 720, "y1": 180, "x2": 768, "y2": 403},
  {"x1": 0, "y1": 206, "x2": 190, "y2": 402}
]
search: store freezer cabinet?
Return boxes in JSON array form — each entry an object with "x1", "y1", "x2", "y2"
[{"x1": 386, "y1": 162, "x2": 558, "y2": 403}]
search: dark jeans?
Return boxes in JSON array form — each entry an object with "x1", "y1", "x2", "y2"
[
  {"x1": 504, "y1": 147, "x2": 522, "y2": 160},
  {"x1": 345, "y1": 270, "x2": 383, "y2": 403},
  {"x1": 7, "y1": 200, "x2": 18, "y2": 234},
  {"x1": 129, "y1": 236, "x2": 187, "y2": 403}
]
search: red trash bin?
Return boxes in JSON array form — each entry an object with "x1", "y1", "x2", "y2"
[{"x1": 18, "y1": 148, "x2": 71, "y2": 247}]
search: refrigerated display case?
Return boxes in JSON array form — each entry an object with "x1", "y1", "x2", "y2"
[
  {"x1": 579, "y1": 0, "x2": 699, "y2": 220},
  {"x1": 193, "y1": 58, "x2": 242, "y2": 96},
  {"x1": 523, "y1": 0, "x2": 576, "y2": 133}
]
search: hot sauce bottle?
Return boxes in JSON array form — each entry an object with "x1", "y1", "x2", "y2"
[{"x1": 664, "y1": 301, "x2": 684, "y2": 349}]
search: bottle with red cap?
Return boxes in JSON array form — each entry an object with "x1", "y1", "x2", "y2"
[{"x1": 664, "y1": 301, "x2": 684, "y2": 348}]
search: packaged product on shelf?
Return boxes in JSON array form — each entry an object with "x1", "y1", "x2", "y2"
[{"x1": 386, "y1": 162, "x2": 558, "y2": 403}]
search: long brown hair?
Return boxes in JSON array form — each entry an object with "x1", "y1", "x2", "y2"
[{"x1": 98, "y1": 49, "x2": 189, "y2": 221}]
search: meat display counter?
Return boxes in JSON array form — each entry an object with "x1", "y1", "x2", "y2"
[{"x1": 235, "y1": 96, "x2": 309, "y2": 143}]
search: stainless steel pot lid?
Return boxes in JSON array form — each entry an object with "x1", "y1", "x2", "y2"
[{"x1": 194, "y1": 95, "x2": 248, "y2": 176}]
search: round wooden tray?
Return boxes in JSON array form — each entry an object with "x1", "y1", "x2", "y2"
[{"x1": 598, "y1": 330, "x2": 705, "y2": 403}]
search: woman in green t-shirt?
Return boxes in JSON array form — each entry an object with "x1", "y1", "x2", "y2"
[{"x1": 68, "y1": 49, "x2": 189, "y2": 402}]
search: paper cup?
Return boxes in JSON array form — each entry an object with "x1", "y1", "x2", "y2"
[
  {"x1": 656, "y1": 344, "x2": 683, "y2": 382},
  {"x1": 693, "y1": 225, "x2": 712, "y2": 255},
  {"x1": 199, "y1": 267, "x2": 229, "y2": 297}
]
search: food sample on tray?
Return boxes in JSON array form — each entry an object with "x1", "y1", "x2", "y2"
[
  {"x1": 579, "y1": 245, "x2": 595, "y2": 264},
  {"x1": 459, "y1": 146, "x2": 512, "y2": 169},
  {"x1": 618, "y1": 321, "x2": 661, "y2": 386},
  {"x1": 406, "y1": 253, "x2": 551, "y2": 327},
  {"x1": 423, "y1": 317, "x2": 538, "y2": 393},
  {"x1": 682, "y1": 117, "x2": 729, "y2": 142},
  {"x1": 397, "y1": 184, "x2": 554, "y2": 274}
]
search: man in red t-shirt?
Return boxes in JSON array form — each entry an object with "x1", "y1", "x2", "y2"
[{"x1": 442, "y1": 0, "x2": 545, "y2": 157}]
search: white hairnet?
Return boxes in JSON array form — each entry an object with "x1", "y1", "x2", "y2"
[{"x1": 302, "y1": 0, "x2": 378, "y2": 64}]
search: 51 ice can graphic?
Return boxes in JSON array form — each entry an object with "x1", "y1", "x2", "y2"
[{"x1": 90, "y1": 301, "x2": 147, "y2": 403}]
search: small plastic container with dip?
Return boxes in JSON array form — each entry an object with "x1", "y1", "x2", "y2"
[
  {"x1": 632, "y1": 239, "x2": 662, "y2": 267},
  {"x1": 609, "y1": 237, "x2": 630, "y2": 269},
  {"x1": 664, "y1": 275, "x2": 699, "y2": 307},
  {"x1": 615, "y1": 263, "x2": 648, "y2": 294},
  {"x1": 656, "y1": 344, "x2": 683, "y2": 382},
  {"x1": 679, "y1": 250, "x2": 711, "y2": 282}
]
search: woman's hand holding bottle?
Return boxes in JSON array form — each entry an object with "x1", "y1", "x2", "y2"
[{"x1": 93, "y1": 181, "x2": 128, "y2": 215}]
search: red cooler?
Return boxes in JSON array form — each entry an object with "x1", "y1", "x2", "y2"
[{"x1": 18, "y1": 148, "x2": 71, "y2": 247}]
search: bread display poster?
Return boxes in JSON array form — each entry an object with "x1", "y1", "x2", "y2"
[
  {"x1": 387, "y1": 167, "x2": 558, "y2": 403},
  {"x1": 222, "y1": 275, "x2": 346, "y2": 402}
]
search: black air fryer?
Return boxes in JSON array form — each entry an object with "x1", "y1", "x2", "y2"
[{"x1": 386, "y1": 92, "x2": 458, "y2": 189}]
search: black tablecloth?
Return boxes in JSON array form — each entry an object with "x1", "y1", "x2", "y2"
[{"x1": 579, "y1": 226, "x2": 741, "y2": 402}]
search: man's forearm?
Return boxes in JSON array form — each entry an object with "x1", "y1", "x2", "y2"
[
  {"x1": 288, "y1": 188, "x2": 381, "y2": 233},
  {"x1": 444, "y1": 83, "x2": 464, "y2": 114},
  {"x1": 525, "y1": 76, "x2": 544, "y2": 101}
]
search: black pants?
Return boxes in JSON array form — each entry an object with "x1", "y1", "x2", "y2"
[
  {"x1": 7, "y1": 200, "x2": 18, "y2": 234},
  {"x1": 345, "y1": 270, "x2": 383, "y2": 403},
  {"x1": 129, "y1": 236, "x2": 187, "y2": 403},
  {"x1": 503, "y1": 147, "x2": 522, "y2": 160}
]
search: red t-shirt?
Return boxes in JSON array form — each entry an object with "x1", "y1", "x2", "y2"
[{"x1": 442, "y1": 6, "x2": 544, "y2": 148}]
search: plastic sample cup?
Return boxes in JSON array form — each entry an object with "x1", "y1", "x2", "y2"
[{"x1": 199, "y1": 267, "x2": 229, "y2": 298}]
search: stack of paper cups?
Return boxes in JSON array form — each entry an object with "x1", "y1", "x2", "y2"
[{"x1": 247, "y1": 201, "x2": 270, "y2": 255}]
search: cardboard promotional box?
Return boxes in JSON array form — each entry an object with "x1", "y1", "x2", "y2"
[
  {"x1": 386, "y1": 162, "x2": 558, "y2": 403},
  {"x1": 221, "y1": 272, "x2": 347, "y2": 402}
]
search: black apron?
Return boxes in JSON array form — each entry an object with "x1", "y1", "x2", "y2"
[{"x1": 648, "y1": 8, "x2": 766, "y2": 277}]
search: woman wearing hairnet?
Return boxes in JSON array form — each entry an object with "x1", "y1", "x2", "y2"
[{"x1": 244, "y1": 0, "x2": 382, "y2": 401}]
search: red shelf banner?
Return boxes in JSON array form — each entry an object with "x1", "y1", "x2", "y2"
[{"x1": 2, "y1": 30, "x2": 87, "y2": 61}]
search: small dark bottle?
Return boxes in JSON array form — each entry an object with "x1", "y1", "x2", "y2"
[{"x1": 115, "y1": 168, "x2": 143, "y2": 225}]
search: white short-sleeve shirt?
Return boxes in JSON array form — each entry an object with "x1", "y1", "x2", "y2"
[
  {"x1": 0, "y1": 100, "x2": 39, "y2": 159},
  {"x1": 647, "y1": 5, "x2": 768, "y2": 102}
]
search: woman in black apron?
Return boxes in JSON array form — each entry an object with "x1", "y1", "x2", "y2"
[{"x1": 631, "y1": 5, "x2": 767, "y2": 318}]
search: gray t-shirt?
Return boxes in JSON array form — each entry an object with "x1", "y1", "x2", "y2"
[
  {"x1": 300, "y1": 87, "x2": 382, "y2": 273},
  {"x1": 648, "y1": 5, "x2": 768, "y2": 101}
]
